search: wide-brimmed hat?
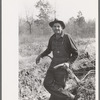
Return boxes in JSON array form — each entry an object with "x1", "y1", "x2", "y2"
[{"x1": 49, "y1": 18, "x2": 65, "y2": 29}]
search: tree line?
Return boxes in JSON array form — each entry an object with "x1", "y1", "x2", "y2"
[{"x1": 19, "y1": 0, "x2": 95, "y2": 38}]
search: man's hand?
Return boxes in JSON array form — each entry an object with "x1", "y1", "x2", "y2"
[
  {"x1": 63, "y1": 63, "x2": 70, "y2": 69},
  {"x1": 36, "y1": 55, "x2": 41, "y2": 64}
]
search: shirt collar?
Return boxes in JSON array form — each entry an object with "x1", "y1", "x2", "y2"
[
  {"x1": 61, "y1": 32, "x2": 64, "y2": 37},
  {"x1": 54, "y1": 31, "x2": 64, "y2": 39}
]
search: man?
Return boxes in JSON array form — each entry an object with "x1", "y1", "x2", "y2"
[{"x1": 36, "y1": 19, "x2": 78, "y2": 100}]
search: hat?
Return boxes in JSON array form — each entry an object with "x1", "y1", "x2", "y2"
[{"x1": 49, "y1": 18, "x2": 65, "y2": 29}]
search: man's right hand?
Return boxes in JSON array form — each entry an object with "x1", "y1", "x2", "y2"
[{"x1": 36, "y1": 55, "x2": 41, "y2": 64}]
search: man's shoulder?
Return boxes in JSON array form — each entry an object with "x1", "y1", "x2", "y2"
[
  {"x1": 49, "y1": 34, "x2": 55, "y2": 40},
  {"x1": 64, "y1": 33, "x2": 74, "y2": 42},
  {"x1": 64, "y1": 33, "x2": 71, "y2": 39}
]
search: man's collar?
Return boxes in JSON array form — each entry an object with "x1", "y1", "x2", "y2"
[
  {"x1": 61, "y1": 32, "x2": 64, "y2": 37},
  {"x1": 54, "y1": 32, "x2": 64, "y2": 40}
]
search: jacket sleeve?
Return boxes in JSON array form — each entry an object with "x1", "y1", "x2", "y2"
[
  {"x1": 67, "y1": 35, "x2": 78, "y2": 64},
  {"x1": 40, "y1": 38, "x2": 52, "y2": 58}
]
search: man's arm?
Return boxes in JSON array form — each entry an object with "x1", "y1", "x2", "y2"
[
  {"x1": 67, "y1": 35, "x2": 78, "y2": 64},
  {"x1": 40, "y1": 38, "x2": 52, "y2": 58},
  {"x1": 36, "y1": 38, "x2": 52, "y2": 64}
]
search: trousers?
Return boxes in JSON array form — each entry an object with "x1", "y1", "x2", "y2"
[{"x1": 43, "y1": 67, "x2": 71, "y2": 100}]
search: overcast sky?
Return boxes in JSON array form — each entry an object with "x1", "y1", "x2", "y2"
[{"x1": 19, "y1": 0, "x2": 98, "y2": 22}]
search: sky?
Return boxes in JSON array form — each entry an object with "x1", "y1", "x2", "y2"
[{"x1": 18, "y1": 0, "x2": 98, "y2": 22}]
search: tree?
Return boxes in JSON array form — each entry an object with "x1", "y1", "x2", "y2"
[
  {"x1": 25, "y1": 14, "x2": 34, "y2": 34},
  {"x1": 35, "y1": 0, "x2": 54, "y2": 36},
  {"x1": 75, "y1": 11, "x2": 86, "y2": 27},
  {"x1": 65, "y1": 11, "x2": 95, "y2": 38},
  {"x1": 35, "y1": 0, "x2": 53, "y2": 21}
]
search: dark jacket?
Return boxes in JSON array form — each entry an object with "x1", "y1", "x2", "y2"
[{"x1": 40, "y1": 33, "x2": 78, "y2": 64}]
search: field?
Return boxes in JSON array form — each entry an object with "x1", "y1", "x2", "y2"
[{"x1": 19, "y1": 34, "x2": 96, "y2": 100}]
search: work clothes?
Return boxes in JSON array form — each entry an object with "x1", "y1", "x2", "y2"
[
  {"x1": 40, "y1": 33, "x2": 78, "y2": 65},
  {"x1": 40, "y1": 33, "x2": 78, "y2": 100}
]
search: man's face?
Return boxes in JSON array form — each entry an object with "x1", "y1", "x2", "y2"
[{"x1": 52, "y1": 23, "x2": 63, "y2": 34}]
